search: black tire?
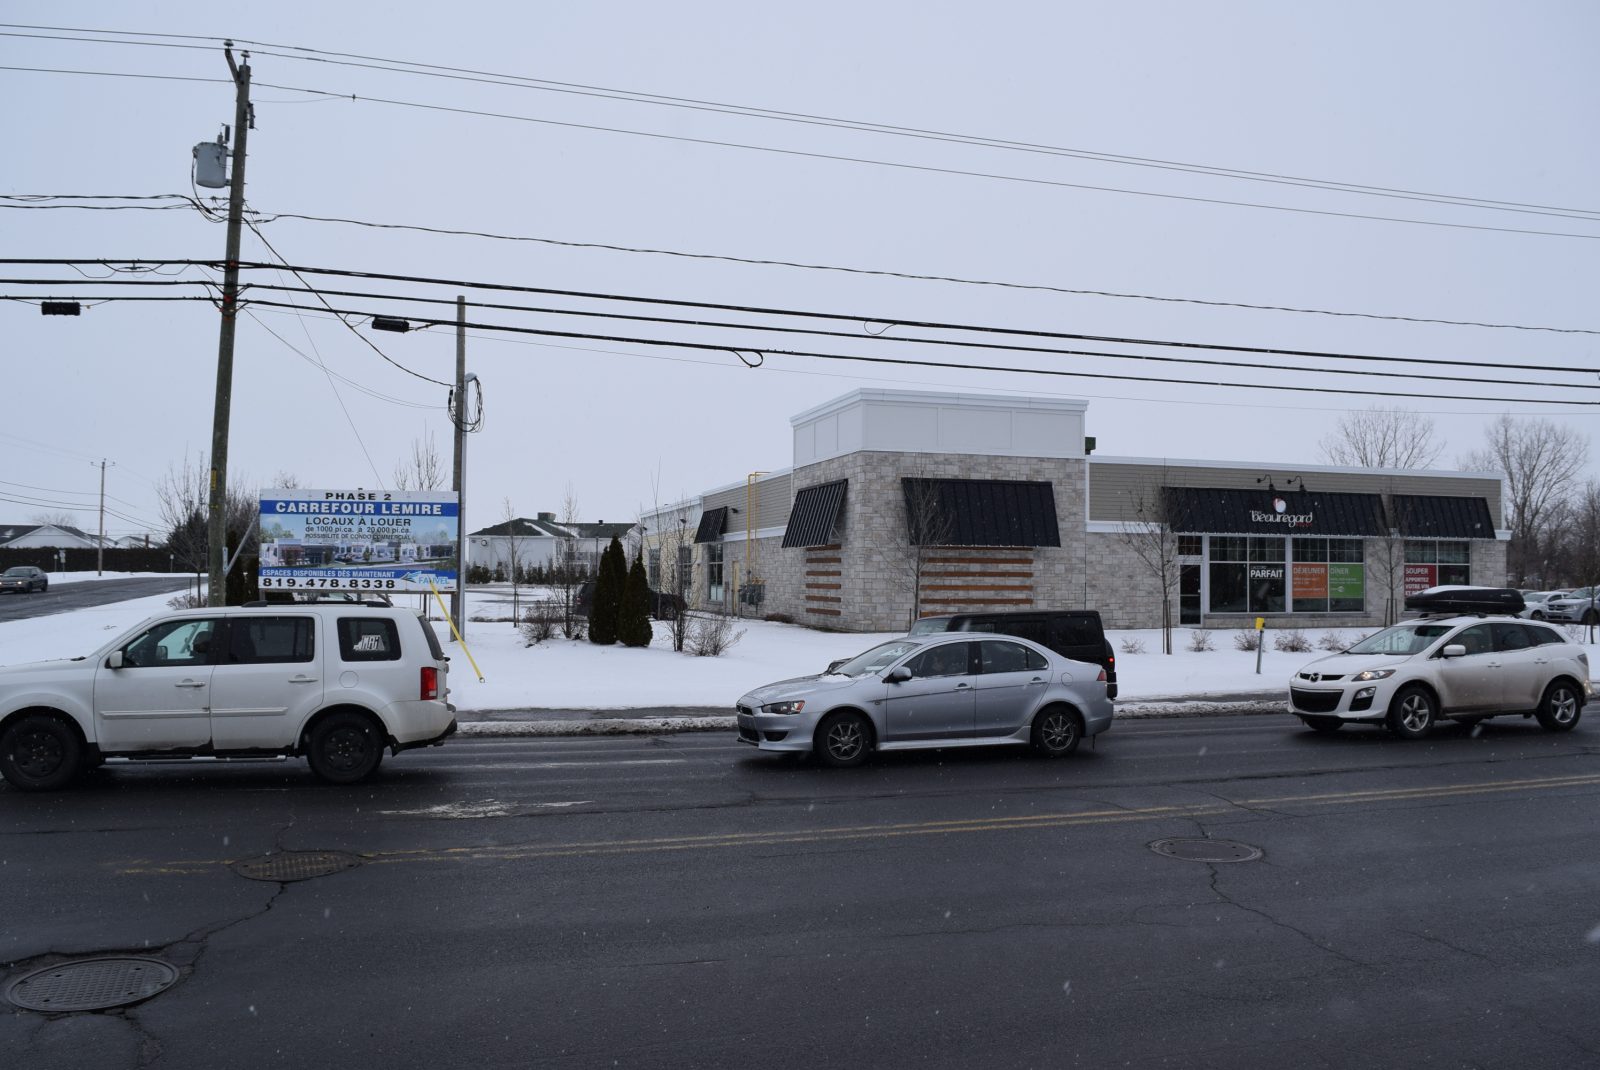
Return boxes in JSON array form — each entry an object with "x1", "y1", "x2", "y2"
[
  {"x1": 1534, "y1": 680, "x2": 1583, "y2": 733},
  {"x1": 814, "y1": 712, "x2": 871, "y2": 768},
  {"x1": 658, "y1": 601, "x2": 679, "y2": 621},
  {"x1": 1031, "y1": 706, "x2": 1083, "y2": 757},
  {"x1": 1530, "y1": 611, "x2": 1544, "y2": 621},
  {"x1": 1302, "y1": 716, "x2": 1344, "y2": 735},
  {"x1": 306, "y1": 711, "x2": 385, "y2": 784},
  {"x1": 1387, "y1": 685, "x2": 1436, "y2": 740},
  {"x1": 0, "y1": 713, "x2": 83, "y2": 791}
]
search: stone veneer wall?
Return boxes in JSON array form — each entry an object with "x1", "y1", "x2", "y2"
[{"x1": 764, "y1": 451, "x2": 1089, "y2": 632}]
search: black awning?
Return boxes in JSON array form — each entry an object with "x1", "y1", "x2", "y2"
[
  {"x1": 782, "y1": 480, "x2": 847, "y2": 548},
  {"x1": 902, "y1": 478, "x2": 1060, "y2": 547},
  {"x1": 1389, "y1": 495, "x2": 1496, "y2": 539},
  {"x1": 1162, "y1": 487, "x2": 1387, "y2": 537},
  {"x1": 693, "y1": 506, "x2": 728, "y2": 543}
]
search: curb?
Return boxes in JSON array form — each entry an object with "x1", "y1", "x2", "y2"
[{"x1": 454, "y1": 698, "x2": 1288, "y2": 738}]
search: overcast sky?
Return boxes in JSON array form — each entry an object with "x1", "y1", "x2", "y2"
[{"x1": 4, "y1": 2, "x2": 1597, "y2": 538}]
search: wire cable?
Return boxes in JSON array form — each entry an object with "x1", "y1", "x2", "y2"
[
  {"x1": 6, "y1": 25, "x2": 1599, "y2": 222},
  {"x1": 241, "y1": 297, "x2": 1600, "y2": 408}
]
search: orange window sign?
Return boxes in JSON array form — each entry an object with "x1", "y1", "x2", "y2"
[{"x1": 1292, "y1": 562, "x2": 1328, "y2": 599}]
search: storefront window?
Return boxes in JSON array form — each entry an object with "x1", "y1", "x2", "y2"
[
  {"x1": 706, "y1": 543, "x2": 725, "y2": 603},
  {"x1": 1404, "y1": 541, "x2": 1470, "y2": 590},
  {"x1": 1291, "y1": 538, "x2": 1365, "y2": 613},
  {"x1": 1206, "y1": 537, "x2": 1285, "y2": 613},
  {"x1": 1177, "y1": 535, "x2": 1202, "y2": 557},
  {"x1": 1247, "y1": 538, "x2": 1285, "y2": 612}
]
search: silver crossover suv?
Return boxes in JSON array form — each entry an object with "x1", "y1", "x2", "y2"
[
  {"x1": 736, "y1": 633, "x2": 1114, "y2": 766},
  {"x1": 1288, "y1": 616, "x2": 1590, "y2": 738}
]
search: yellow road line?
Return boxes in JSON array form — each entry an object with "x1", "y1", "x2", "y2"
[{"x1": 112, "y1": 770, "x2": 1600, "y2": 876}]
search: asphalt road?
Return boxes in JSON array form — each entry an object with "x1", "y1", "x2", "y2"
[
  {"x1": 3, "y1": 714, "x2": 1598, "y2": 1069},
  {"x1": 0, "y1": 576, "x2": 193, "y2": 623}
]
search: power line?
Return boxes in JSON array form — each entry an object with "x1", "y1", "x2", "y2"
[
  {"x1": 6, "y1": 262, "x2": 1595, "y2": 378},
  {"x1": 8, "y1": 214, "x2": 1600, "y2": 337},
  {"x1": 223, "y1": 279, "x2": 1600, "y2": 395},
  {"x1": 7, "y1": 61, "x2": 1600, "y2": 242},
  {"x1": 7, "y1": 24, "x2": 1599, "y2": 223},
  {"x1": 241, "y1": 297, "x2": 1600, "y2": 409}
]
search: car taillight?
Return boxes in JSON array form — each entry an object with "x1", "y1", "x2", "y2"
[
  {"x1": 1097, "y1": 669, "x2": 1107, "y2": 682},
  {"x1": 420, "y1": 666, "x2": 439, "y2": 700}
]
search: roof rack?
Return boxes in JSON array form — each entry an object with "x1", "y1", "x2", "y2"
[{"x1": 1402, "y1": 586, "x2": 1524, "y2": 617}]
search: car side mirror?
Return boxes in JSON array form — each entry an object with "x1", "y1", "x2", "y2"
[
  {"x1": 107, "y1": 650, "x2": 124, "y2": 669},
  {"x1": 825, "y1": 658, "x2": 846, "y2": 674},
  {"x1": 1441, "y1": 644, "x2": 1466, "y2": 659},
  {"x1": 885, "y1": 666, "x2": 912, "y2": 683}
]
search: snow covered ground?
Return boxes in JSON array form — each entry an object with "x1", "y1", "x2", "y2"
[{"x1": 3, "y1": 577, "x2": 1594, "y2": 713}]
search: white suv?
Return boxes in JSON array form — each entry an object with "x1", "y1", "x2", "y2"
[
  {"x1": 0, "y1": 603, "x2": 455, "y2": 791},
  {"x1": 1288, "y1": 612, "x2": 1590, "y2": 739}
]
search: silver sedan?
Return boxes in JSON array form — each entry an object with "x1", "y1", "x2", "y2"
[{"x1": 735, "y1": 633, "x2": 1114, "y2": 767}]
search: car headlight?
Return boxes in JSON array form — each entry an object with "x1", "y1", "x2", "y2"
[
  {"x1": 761, "y1": 700, "x2": 806, "y2": 715},
  {"x1": 1352, "y1": 669, "x2": 1396, "y2": 682}
]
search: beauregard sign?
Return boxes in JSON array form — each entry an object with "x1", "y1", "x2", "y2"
[
  {"x1": 1248, "y1": 497, "x2": 1315, "y2": 528},
  {"x1": 257, "y1": 489, "x2": 460, "y2": 592}
]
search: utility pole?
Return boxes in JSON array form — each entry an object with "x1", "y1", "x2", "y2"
[
  {"x1": 451, "y1": 296, "x2": 467, "y2": 640},
  {"x1": 207, "y1": 43, "x2": 252, "y2": 607},
  {"x1": 92, "y1": 459, "x2": 113, "y2": 576}
]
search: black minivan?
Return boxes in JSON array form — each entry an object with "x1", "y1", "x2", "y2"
[{"x1": 909, "y1": 610, "x2": 1117, "y2": 699}]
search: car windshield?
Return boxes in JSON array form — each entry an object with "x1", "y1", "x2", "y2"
[
  {"x1": 3, "y1": 567, "x2": 31, "y2": 576},
  {"x1": 1345, "y1": 624, "x2": 1454, "y2": 655},
  {"x1": 906, "y1": 618, "x2": 948, "y2": 635},
  {"x1": 829, "y1": 639, "x2": 922, "y2": 677}
]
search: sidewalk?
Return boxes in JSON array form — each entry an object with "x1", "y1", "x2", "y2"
[{"x1": 454, "y1": 692, "x2": 1287, "y2": 737}]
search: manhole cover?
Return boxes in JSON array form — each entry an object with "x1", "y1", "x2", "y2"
[
  {"x1": 231, "y1": 850, "x2": 362, "y2": 882},
  {"x1": 7, "y1": 956, "x2": 179, "y2": 1012},
  {"x1": 1150, "y1": 838, "x2": 1262, "y2": 864}
]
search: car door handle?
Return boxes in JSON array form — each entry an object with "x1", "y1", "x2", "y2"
[
  {"x1": 954, "y1": 683, "x2": 970, "y2": 689},
  {"x1": 288, "y1": 676, "x2": 319, "y2": 684},
  {"x1": 174, "y1": 680, "x2": 206, "y2": 689},
  {"x1": 1028, "y1": 677, "x2": 1046, "y2": 685}
]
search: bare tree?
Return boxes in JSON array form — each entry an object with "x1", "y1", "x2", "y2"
[
  {"x1": 30, "y1": 511, "x2": 79, "y2": 529},
  {"x1": 551, "y1": 483, "x2": 586, "y2": 639},
  {"x1": 501, "y1": 498, "x2": 526, "y2": 625},
  {"x1": 1464, "y1": 415, "x2": 1589, "y2": 586},
  {"x1": 394, "y1": 432, "x2": 446, "y2": 491},
  {"x1": 156, "y1": 455, "x2": 258, "y2": 572},
  {"x1": 896, "y1": 477, "x2": 958, "y2": 628},
  {"x1": 1116, "y1": 477, "x2": 1179, "y2": 654},
  {"x1": 1320, "y1": 407, "x2": 1443, "y2": 469}
]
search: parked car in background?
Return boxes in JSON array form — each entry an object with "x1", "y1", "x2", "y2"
[
  {"x1": 574, "y1": 579, "x2": 685, "y2": 620},
  {"x1": 1288, "y1": 587, "x2": 1588, "y2": 739},
  {"x1": 0, "y1": 566, "x2": 48, "y2": 594},
  {"x1": 909, "y1": 610, "x2": 1118, "y2": 699},
  {"x1": 0, "y1": 603, "x2": 455, "y2": 791},
  {"x1": 1542, "y1": 586, "x2": 1599, "y2": 626},
  {"x1": 736, "y1": 632, "x2": 1114, "y2": 767},
  {"x1": 1517, "y1": 591, "x2": 1565, "y2": 621}
]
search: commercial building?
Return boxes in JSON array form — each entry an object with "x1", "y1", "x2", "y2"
[{"x1": 641, "y1": 389, "x2": 1506, "y2": 632}]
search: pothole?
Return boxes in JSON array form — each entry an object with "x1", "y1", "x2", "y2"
[
  {"x1": 230, "y1": 850, "x2": 362, "y2": 882},
  {"x1": 7, "y1": 956, "x2": 179, "y2": 1012},
  {"x1": 1149, "y1": 837, "x2": 1263, "y2": 863}
]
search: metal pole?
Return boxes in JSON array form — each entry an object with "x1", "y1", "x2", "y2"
[
  {"x1": 207, "y1": 45, "x2": 251, "y2": 607},
  {"x1": 94, "y1": 458, "x2": 110, "y2": 576},
  {"x1": 451, "y1": 296, "x2": 466, "y2": 641}
]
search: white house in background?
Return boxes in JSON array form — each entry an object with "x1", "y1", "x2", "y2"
[
  {"x1": 0, "y1": 524, "x2": 103, "y2": 549},
  {"x1": 467, "y1": 513, "x2": 638, "y2": 576}
]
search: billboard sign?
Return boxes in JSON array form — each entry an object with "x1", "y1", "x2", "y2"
[{"x1": 258, "y1": 489, "x2": 459, "y2": 593}]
